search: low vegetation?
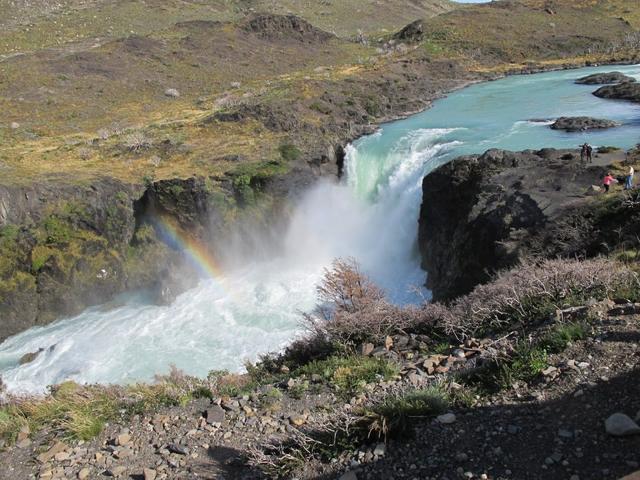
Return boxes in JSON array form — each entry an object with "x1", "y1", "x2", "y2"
[
  {"x1": 0, "y1": 367, "x2": 212, "y2": 444},
  {"x1": 297, "y1": 355, "x2": 398, "y2": 396},
  {"x1": 363, "y1": 383, "x2": 452, "y2": 439}
]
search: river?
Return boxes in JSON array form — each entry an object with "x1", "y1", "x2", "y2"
[{"x1": 1, "y1": 64, "x2": 639, "y2": 393}]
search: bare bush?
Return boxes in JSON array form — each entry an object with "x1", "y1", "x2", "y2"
[
  {"x1": 317, "y1": 258, "x2": 384, "y2": 315},
  {"x1": 122, "y1": 131, "x2": 153, "y2": 152},
  {"x1": 296, "y1": 257, "x2": 637, "y2": 355},
  {"x1": 442, "y1": 258, "x2": 639, "y2": 338},
  {"x1": 303, "y1": 258, "x2": 420, "y2": 349},
  {"x1": 97, "y1": 128, "x2": 110, "y2": 140},
  {"x1": 78, "y1": 147, "x2": 92, "y2": 161}
]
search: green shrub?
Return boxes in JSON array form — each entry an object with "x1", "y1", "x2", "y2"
[
  {"x1": 259, "y1": 387, "x2": 283, "y2": 410},
  {"x1": 471, "y1": 341, "x2": 549, "y2": 392},
  {"x1": 278, "y1": 143, "x2": 301, "y2": 162},
  {"x1": 364, "y1": 386, "x2": 450, "y2": 438},
  {"x1": 298, "y1": 355, "x2": 398, "y2": 395},
  {"x1": 309, "y1": 101, "x2": 332, "y2": 115},
  {"x1": 43, "y1": 217, "x2": 72, "y2": 244},
  {"x1": 540, "y1": 322, "x2": 587, "y2": 353}
]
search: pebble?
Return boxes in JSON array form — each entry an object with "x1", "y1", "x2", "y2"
[
  {"x1": 558, "y1": 429, "x2": 573, "y2": 439},
  {"x1": 143, "y1": 467, "x2": 157, "y2": 480},
  {"x1": 205, "y1": 405, "x2": 226, "y2": 425},
  {"x1": 605, "y1": 413, "x2": 640, "y2": 436},
  {"x1": 108, "y1": 466, "x2": 126, "y2": 477},
  {"x1": 16, "y1": 438, "x2": 32, "y2": 448},
  {"x1": 339, "y1": 472, "x2": 358, "y2": 480},
  {"x1": 168, "y1": 443, "x2": 189, "y2": 455},
  {"x1": 36, "y1": 441, "x2": 68, "y2": 463},
  {"x1": 373, "y1": 443, "x2": 386, "y2": 456},
  {"x1": 115, "y1": 433, "x2": 131, "y2": 446},
  {"x1": 436, "y1": 413, "x2": 456, "y2": 424},
  {"x1": 78, "y1": 467, "x2": 90, "y2": 479},
  {"x1": 289, "y1": 414, "x2": 306, "y2": 427}
]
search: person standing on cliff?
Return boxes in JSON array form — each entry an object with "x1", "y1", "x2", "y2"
[
  {"x1": 602, "y1": 172, "x2": 618, "y2": 193},
  {"x1": 624, "y1": 166, "x2": 635, "y2": 190},
  {"x1": 586, "y1": 143, "x2": 593, "y2": 163},
  {"x1": 580, "y1": 143, "x2": 588, "y2": 164}
]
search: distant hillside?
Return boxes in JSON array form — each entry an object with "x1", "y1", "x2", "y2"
[
  {"x1": 0, "y1": 0, "x2": 455, "y2": 58},
  {"x1": 421, "y1": 0, "x2": 640, "y2": 67}
]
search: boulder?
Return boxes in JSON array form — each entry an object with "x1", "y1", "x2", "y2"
[
  {"x1": 575, "y1": 72, "x2": 636, "y2": 85},
  {"x1": 550, "y1": 116, "x2": 619, "y2": 132},
  {"x1": 593, "y1": 82, "x2": 640, "y2": 103},
  {"x1": 18, "y1": 348, "x2": 44, "y2": 365}
]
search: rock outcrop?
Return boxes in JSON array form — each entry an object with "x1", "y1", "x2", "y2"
[
  {"x1": 418, "y1": 148, "x2": 629, "y2": 302},
  {"x1": 575, "y1": 71, "x2": 636, "y2": 85},
  {"x1": 393, "y1": 19, "x2": 425, "y2": 42},
  {"x1": 550, "y1": 116, "x2": 620, "y2": 132},
  {"x1": 241, "y1": 14, "x2": 334, "y2": 43},
  {"x1": 593, "y1": 82, "x2": 640, "y2": 103}
]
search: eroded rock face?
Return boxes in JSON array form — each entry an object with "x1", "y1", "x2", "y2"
[
  {"x1": 593, "y1": 82, "x2": 640, "y2": 103},
  {"x1": 575, "y1": 72, "x2": 636, "y2": 85},
  {"x1": 550, "y1": 116, "x2": 619, "y2": 132},
  {"x1": 418, "y1": 148, "x2": 619, "y2": 302}
]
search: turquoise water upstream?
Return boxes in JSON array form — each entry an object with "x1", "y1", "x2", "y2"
[{"x1": 1, "y1": 65, "x2": 639, "y2": 393}]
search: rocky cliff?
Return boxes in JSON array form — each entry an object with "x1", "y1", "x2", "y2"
[
  {"x1": 418, "y1": 148, "x2": 638, "y2": 302},
  {"x1": 0, "y1": 165, "x2": 300, "y2": 341}
]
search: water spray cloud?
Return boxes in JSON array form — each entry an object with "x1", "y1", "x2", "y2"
[{"x1": 150, "y1": 214, "x2": 226, "y2": 283}]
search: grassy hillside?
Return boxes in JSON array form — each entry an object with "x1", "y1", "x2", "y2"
[
  {"x1": 0, "y1": 0, "x2": 454, "y2": 58},
  {"x1": 420, "y1": 0, "x2": 640, "y2": 68},
  {"x1": 1, "y1": 0, "x2": 637, "y2": 189}
]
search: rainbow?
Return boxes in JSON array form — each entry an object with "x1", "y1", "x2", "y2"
[{"x1": 150, "y1": 214, "x2": 226, "y2": 282}]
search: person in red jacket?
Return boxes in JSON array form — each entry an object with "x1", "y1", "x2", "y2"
[{"x1": 602, "y1": 172, "x2": 618, "y2": 193}]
